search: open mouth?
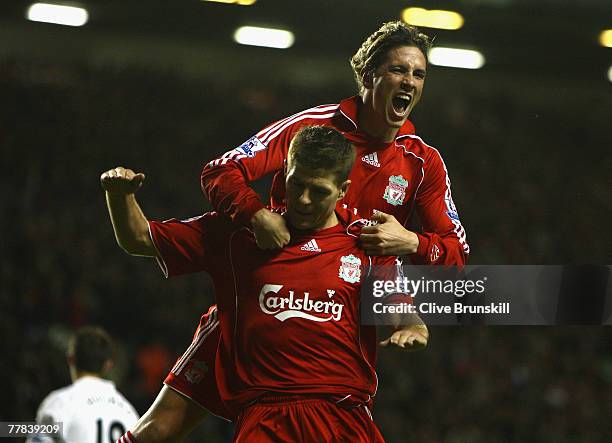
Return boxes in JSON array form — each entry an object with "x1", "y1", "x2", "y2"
[{"x1": 392, "y1": 95, "x2": 411, "y2": 114}]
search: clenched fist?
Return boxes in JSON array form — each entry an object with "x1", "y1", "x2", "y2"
[
  {"x1": 251, "y1": 208, "x2": 290, "y2": 249},
  {"x1": 100, "y1": 167, "x2": 146, "y2": 194},
  {"x1": 360, "y1": 211, "x2": 419, "y2": 256}
]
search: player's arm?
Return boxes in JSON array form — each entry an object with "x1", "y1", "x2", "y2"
[
  {"x1": 200, "y1": 121, "x2": 301, "y2": 249},
  {"x1": 370, "y1": 257, "x2": 429, "y2": 351},
  {"x1": 24, "y1": 424, "x2": 60, "y2": 443},
  {"x1": 360, "y1": 150, "x2": 468, "y2": 264},
  {"x1": 410, "y1": 148, "x2": 469, "y2": 265},
  {"x1": 360, "y1": 211, "x2": 420, "y2": 256},
  {"x1": 100, "y1": 166, "x2": 155, "y2": 257},
  {"x1": 24, "y1": 418, "x2": 59, "y2": 443},
  {"x1": 101, "y1": 167, "x2": 225, "y2": 277},
  {"x1": 379, "y1": 312, "x2": 429, "y2": 351},
  {"x1": 25, "y1": 394, "x2": 65, "y2": 443}
]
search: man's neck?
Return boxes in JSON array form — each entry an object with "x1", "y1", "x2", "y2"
[
  {"x1": 72, "y1": 371, "x2": 102, "y2": 383},
  {"x1": 357, "y1": 100, "x2": 400, "y2": 143},
  {"x1": 318, "y1": 212, "x2": 339, "y2": 231},
  {"x1": 289, "y1": 211, "x2": 339, "y2": 233}
]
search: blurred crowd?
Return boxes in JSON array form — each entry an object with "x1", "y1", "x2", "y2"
[{"x1": 1, "y1": 59, "x2": 610, "y2": 442}]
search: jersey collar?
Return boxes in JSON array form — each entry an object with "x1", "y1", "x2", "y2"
[
  {"x1": 335, "y1": 96, "x2": 415, "y2": 138},
  {"x1": 74, "y1": 375, "x2": 115, "y2": 387}
]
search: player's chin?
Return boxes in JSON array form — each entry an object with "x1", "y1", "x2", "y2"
[
  {"x1": 386, "y1": 113, "x2": 406, "y2": 128},
  {"x1": 304, "y1": 221, "x2": 321, "y2": 230},
  {"x1": 288, "y1": 215, "x2": 314, "y2": 230}
]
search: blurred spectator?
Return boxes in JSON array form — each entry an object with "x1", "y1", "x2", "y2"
[{"x1": 137, "y1": 343, "x2": 173, "y2": 397}]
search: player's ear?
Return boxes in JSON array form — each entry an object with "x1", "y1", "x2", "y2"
[
  {"x1": 338, "y1": 180, "x2": 351, "y2": 201},
  {"x1": 102, "y1": 359, "x2": 114, "y2": 374},
  {"x1": 362, "y1": 69, "x2": 374, "y2": 89}
]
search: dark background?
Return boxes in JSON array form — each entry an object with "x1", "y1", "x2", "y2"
[{"x1": 1, "y1": 0, "x2": 611, "y2": 442}]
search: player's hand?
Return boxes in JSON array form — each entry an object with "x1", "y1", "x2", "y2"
[
  {"x1": 100, "y1": 167, "x2": 146, "y2": 194},
  {"x1": 379, "y1": 324, "x2": 429, "y2": 351},
  {"x1": 251, "y1": 208, "x2": 290, "y2": 249},
  {"x1": 360, "y1": 211, "x2": 419, "y2": 256}
]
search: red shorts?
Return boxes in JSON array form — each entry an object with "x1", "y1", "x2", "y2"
[
  {"x1": 164, "y1": 305, "x2": 234, "y2": 421},
  {"x1": 233, "y1": 394, "x2": 385, "y2": 443}
]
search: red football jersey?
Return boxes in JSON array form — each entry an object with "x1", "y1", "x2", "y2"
[
  {"x1": 149, "y1": 208, "x2": 398, "y2": 412},
  {"x1": 201, "y1": 96, "x2": 469, "y2": 266}
]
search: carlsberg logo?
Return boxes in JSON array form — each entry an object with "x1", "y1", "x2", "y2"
[{"x1": 259, "y1": 284, "x2": 344, "y2": 322}]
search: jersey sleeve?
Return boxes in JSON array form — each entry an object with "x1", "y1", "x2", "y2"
[
  {"x1": 25, "y1": 393, "x2": 68, "y2": 443},
  {"x1": 24, "y1": 433, "x2": 57, "y2": 443},
  {"x1": 412, "y1": 148, "x2": 469, "y2": 266},
  {"x1": 371, "y1": 256, "x2": 413, "y2": 305},
  {"x1": 148, "y1": 212, "x2": 232, "y2": 278},
  {"x1": 200, "y1": 117, "x2": 308, "y2": 226}
]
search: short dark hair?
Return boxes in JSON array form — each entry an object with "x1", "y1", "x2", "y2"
[
  {"x1": 350, "y1": 21, "x2": 432, "y2": 95},
  {"x1": 288, "y1": 126, "x2": 355, "y2": 184},
  {"x1": 68, "y1": 326, "x2": 114, "y2": 373}
]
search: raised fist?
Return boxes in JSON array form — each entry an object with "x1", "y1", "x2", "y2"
[{"x1": 100, "y1": 166, "x2": 145, "y2": 194}]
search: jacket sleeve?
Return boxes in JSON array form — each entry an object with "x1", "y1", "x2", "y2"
[
  {"x1": 411, "y1": 148, "x2": 469, "y2": 266},
  {"x1": 201, "y1": 118, "x2": 302, "y2": 226}
]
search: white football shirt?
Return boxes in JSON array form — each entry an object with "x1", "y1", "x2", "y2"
[{"x1": 26, "y1": 376, "x2": 139, "y2": 443}]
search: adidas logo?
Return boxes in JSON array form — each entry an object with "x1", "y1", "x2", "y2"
[
  {"x1": 361, "y1": 152, "x2": 380, "y2": 167},
  {"x1": 300, "y1": 239, "x2": 321, "y2": 253}
]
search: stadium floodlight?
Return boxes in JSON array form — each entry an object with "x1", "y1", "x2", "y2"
[
  {"x1": 428, "y1": 47, "x2": 485, "y2": 69},
  {"x1": 599, "y1": 30, "x2": 612, "y2": 48},
  {"x1": 202, "y1": 0, "x2": 256, "y2": 5},
  {"x1": 234, "y1": 26, "x2": 294, "y2": 49},
  {"x1": 26, "y1": 3, "x2": 88, "y2": 27},
  {"x1": 402, "y1": 7, "x2": 464, "y2": 30}
]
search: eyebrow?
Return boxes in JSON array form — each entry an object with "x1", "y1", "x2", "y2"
[{"x1": 389, "y1": 63, "x2": 426, "y2": 73}]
